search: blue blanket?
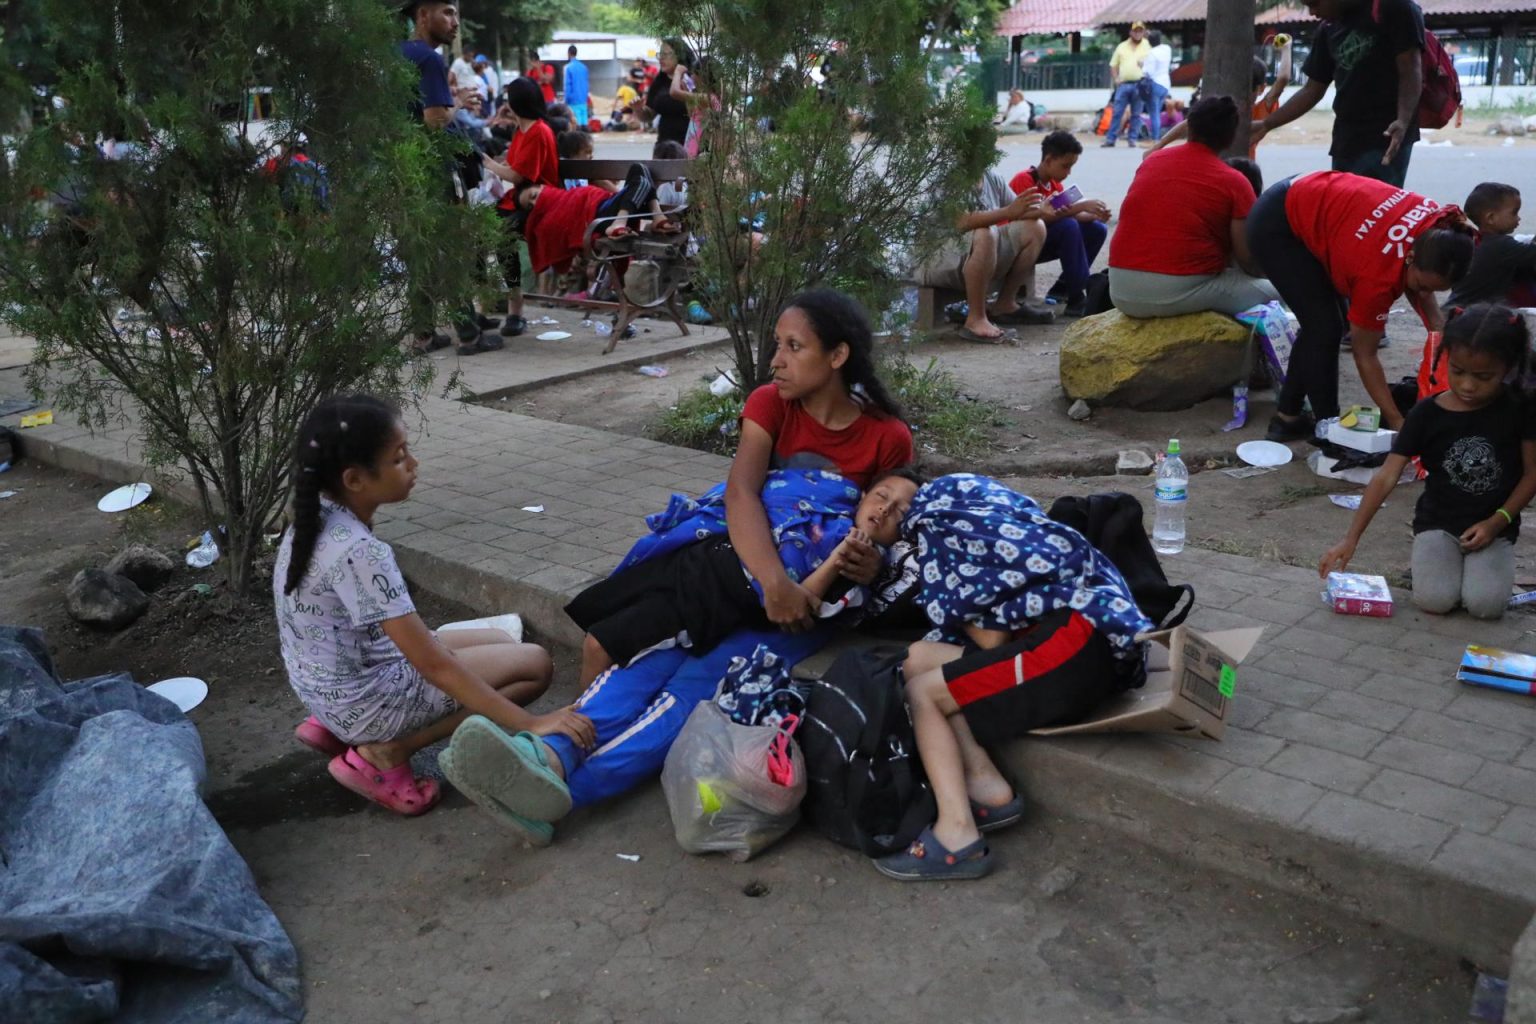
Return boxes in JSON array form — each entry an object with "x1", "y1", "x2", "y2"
[
  {"x1": 615, "y1": 469, "x2": 862, "y2": 600},
  {"x1": 0, "y1": 626, "x2": 303, "y2": 1024},
  {"x1": 904, "y1": 474, "x2": 1151, "y2": 662}
]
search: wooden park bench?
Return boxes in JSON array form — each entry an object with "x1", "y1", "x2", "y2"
[{"x1": 524, "y1": 157, "x2": 695, "y2": 354}]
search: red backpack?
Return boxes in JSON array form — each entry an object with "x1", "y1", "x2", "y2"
[{"x1": 1373, "y1": 0, "x2": 1462, "y2": 129}]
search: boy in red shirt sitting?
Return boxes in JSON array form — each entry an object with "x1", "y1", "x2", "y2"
[{"x1": 1009, "y1": 131, "x2": 1111, "y2": 316}]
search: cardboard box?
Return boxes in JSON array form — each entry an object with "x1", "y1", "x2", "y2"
[
  {"x1": 1457, "y1": 644, "x2": 1536, "y2": 696},
  {"x1": 1325, "y1": 421, "x2": 1396, "y2": 454},
  {"x1": 1031, "y1": 625, "x2": 1265, "y2": 741}
]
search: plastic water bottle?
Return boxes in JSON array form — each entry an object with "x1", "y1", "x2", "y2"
[{"x1": 1153, "y1": 438, "x2": 1188, "y2": 555}]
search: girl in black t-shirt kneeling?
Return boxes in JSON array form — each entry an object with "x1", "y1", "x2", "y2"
[{"x1": 1320, "y1": 304, "x2": 1536, "y2": 619}]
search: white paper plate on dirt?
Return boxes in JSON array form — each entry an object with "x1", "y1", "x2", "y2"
[
  {"x1": 1235, "y1": 440, "x2": 1294, "y2": 468},
  {"x1": 536, "y1": 330, "x2": 572, "y2": 341},
  {"x1": 148, "y1": 676, "x2": 208, "y2": 713},
  {"x1": 97, "y1": 482, "x2": 153, "y2": 513}
]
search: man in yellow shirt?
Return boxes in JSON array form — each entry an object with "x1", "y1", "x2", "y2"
[{"x1": 1102, "y1": 21, "x2": 1151, "y2": 148}]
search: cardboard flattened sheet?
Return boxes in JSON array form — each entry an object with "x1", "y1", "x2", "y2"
[{"x1": 1031, "y1": 626, "x2": 1265, "y2": 741}]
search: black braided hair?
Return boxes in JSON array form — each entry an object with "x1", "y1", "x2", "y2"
[
  {"x1": 785, "y1": 288, "x2": 905, "y2": 421},
  {"x1": 1440, "y1": 303, "x2": 1531, "y2": 388},
  {"x1": 284, "y1": 394, "x2": 400, "y2": 594}
]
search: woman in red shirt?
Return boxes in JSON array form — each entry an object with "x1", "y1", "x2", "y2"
[
  {"x1": 481, "y1": 77, "x2": 561, "y2": 340},
  {"x1": 1247, "y1": 170, "x2": 1474, "y2": 440},
  {"x1": 729, "y1": 289, "x2": 914, "y2": 629},
  {"x1": 1108, "y1": 96, "x2": 1278, "y2": 319}
]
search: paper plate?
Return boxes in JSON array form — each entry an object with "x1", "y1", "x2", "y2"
[
  {"x1": 536, "y1": 330, "x2": 572, "y2": 341},
  {"x1": 148, "y1": 676, "x2": 208, "y2": 713},
  {"x1": 97, "y1": 482, "x2": 152, "y2": 513},
  {"x1": 1236, "y1": 440, "x2": 1294, "y2": 468}
]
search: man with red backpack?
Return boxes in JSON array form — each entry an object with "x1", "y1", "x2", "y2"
[{"x1": 1251, "y1": 0, "x2": 1447, "y2": 188}]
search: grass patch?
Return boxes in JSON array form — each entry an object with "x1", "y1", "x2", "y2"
[
  {"x1": 652, "y1": 387, "x2": 744, "y2": 455},
  {"x1": 883, "y1": 352, "x2": 1009, "y2": 462},
  {"x1": 651, "y1": 351, "x2": 1010, "y2": 463}
]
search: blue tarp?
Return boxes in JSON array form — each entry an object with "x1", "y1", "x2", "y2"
[{"x1": 0, "y1": 626, "x2": 303, "y2": 1023}]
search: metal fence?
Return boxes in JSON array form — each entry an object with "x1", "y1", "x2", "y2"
[{"x1": 1016, "y1": 61, "x2": 1112, "y2": 92}]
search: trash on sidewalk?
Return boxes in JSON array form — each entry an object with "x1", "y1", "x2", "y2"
[
  {"x1": 1221, "y1": 465, "x2": 1277, "y2": 479},
  {"x1": 637, "y1": 365, "x2": 669, "y2": 378},
  {"x1": 535, "y1": 331, "x2": 572, "y2": 341},
  {"x1": 186, "y1": 531, "x2": 220, "y2": 568},
  {"x1": 708, "y1": 371, "x2": 737, "y2": 397},
  {"x1": 530, "y1": 316, "x2": 559, "y2": 325},
  {"x1": 615, "y1": 853, "x2": 641, "y2": 862},
  {"x1": 1031, "y1": 624, "x2": 1264, "y2": 741},
  {"x1": 1067, "y1": 399, "x2": 1091, "y2": 421},
  {"x1": 1511, "y1": 590, "x2": 1536, "y2": 609},
  {"x1": 520, "y1": 504, "x2": 545, "y2": 513},
  {"x1": 1469, "y1": 971, "x2": 1507, "y2": 1023},
  {"x1": 97, "y1": 482, "x2": 153, "y2": 513},
  {"x1": 1322, "y1": 572, "x2": 1393, "y2": 617},
  {"x1": 1457, "y1": 645, "x2": 1536, "y2": 696},
  {"x1": 0, "y1": 490, "x2": 15, "y2": 499},
  {"x1": 1222, "y1": 384, "x2": 1249, "y2": 432},
  {"x1": 19, "y1": 410, "x2": 53, "y2": 428},
  {"x1": 1328, "y1": 494, "x2": 1364, "y2": 510}
]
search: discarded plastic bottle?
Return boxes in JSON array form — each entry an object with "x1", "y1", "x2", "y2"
[{"x1": 1152, "y1": 438, "x2": 1187, "y2": 555}]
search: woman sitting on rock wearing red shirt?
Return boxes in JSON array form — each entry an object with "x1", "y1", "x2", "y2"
[
  {"x1": 1108, "y1": 96, "x2": 1279, "y2": 319},
  {"x1": 1247, "y1": 170, "x2": 1475, "y2": 441}
]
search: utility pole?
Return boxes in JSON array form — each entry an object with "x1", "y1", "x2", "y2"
[{"x1": 1204, "y1": 0, "x2": 1257, "y2": 157}]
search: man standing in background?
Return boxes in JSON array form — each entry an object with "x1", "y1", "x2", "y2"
[
  {"x1": 1251, "y1": 0, "x2": 1426, "y2": 186},
  {"x1": 1102, "y1": 21, "x2": 1151, "y2": 148},
  {"x1": 1141, "y1": 29, "x2": 1173, "y2": 143},
  {"x1": 563, "y1": 45, "x2": 590, "y2": 127}
]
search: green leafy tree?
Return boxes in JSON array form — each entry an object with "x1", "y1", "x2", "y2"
[
  {"x1": 631, "y1": 0, "x2": 998, "y2": 390},
  {"x1": 0, "y1": 0, "x2": 493, "y2": 596},
  {"x1": 463, "y1": 0, "x2": 582, "y2": 65},
  {"x1": 584, "y1": 2, "x2": 653, "y2": 35}
]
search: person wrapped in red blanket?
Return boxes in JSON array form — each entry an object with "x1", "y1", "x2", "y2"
[{"x1": 516, "y1": 163, "x2": 678, "y2": 274}]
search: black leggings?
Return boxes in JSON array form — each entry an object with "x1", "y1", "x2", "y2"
[
  {"x1": 494, "y1": 205, "x2": 525, "y2": 292},
  {"x1": 595, "y1": 163, "x2": 658, "y2": 222},
  {"x1": 1246, "y1": 177, "x2": 1349, "y2": 420}
]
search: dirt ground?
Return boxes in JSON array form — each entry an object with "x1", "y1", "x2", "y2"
[{"x1": 0, "y1": 459, "x2": 1483, "y2": 1023}]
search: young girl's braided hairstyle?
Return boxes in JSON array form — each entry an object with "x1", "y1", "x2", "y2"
[
  {"x1": 1437, "y1": 303, "x2": 1531, "y2": 389},
  {"x1": 785, "y1": 289, "x2": 905, "y2": 421},
  {"x1": 284, "y1": 394, "x2": 400, "y2": 595}
]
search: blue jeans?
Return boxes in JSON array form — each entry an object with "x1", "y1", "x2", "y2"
[
  {"x1": 1331, "y1": 142, "x2": 1414, "y2": 188},
  {"x1": 1145, "y1": 82, "x2": 1169, "y2": 141},
  {"x1": 1106, "y1": 82, "x2": 1145, "y2": 143},
  {"x1": 543, "y1": 626, "x2": 828, "y2": 808},
  {"x1": 1041, "y1": 217, "x2": 1107, "y2": 303}
]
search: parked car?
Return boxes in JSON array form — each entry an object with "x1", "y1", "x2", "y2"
[{"x1": 1454, "y1": 54, "x2": 1526, "y2": 86}]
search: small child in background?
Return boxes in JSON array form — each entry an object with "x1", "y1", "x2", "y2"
[
  {"x1": 1320, "y1": 304, "x2": 1536, "y2": 619},
  {"x1": 274, "y1": 394, "x2": 593, "y2": 815},
  {"x1": 652, "y1": 139, "x2": 689, "y2": 208},
  {"x1": 566, "y1": 469, "x2": 922, "y2": 685},
  {"x1": 557, "y1": 130, "x2": 617, "y2": 192},
  {"x1": 1448, "y1": 183, "x2": 1536, "y2": 309}
]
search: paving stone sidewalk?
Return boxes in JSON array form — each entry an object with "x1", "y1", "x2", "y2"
[{"x1": 4, "y1": 337, "x2": 1534, "y2": 971}]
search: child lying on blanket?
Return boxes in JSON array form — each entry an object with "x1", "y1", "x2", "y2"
[
  {"x1": 565, "y1": 467, "x2": 924, "y2": 686},
  {"x1": 515, "y1": 162, "x2": 678, "y2": 276},
  {"x1": 872, "y1": 473, "x2": 1152, "y2": 882}
]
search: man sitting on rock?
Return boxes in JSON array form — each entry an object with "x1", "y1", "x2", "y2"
[{"x1": 915, "y1": 169, "x2": 1053, "y2": 343}]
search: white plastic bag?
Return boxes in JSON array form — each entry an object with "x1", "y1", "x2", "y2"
[{"x1": 661, "y1": 699, "x2": 805, "y2": 861}]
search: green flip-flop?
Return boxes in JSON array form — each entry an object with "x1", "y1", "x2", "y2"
[
  {"x1": 438, "y1": 746, "x2": 554, "y2": 846},
  {"x1": 443, "y1": 716, "x2": 573, "y2": 823}
]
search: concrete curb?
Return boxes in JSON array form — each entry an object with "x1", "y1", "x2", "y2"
[{"x1": 1512, "y1": 917, "x2": 1536, "y2": 1023}]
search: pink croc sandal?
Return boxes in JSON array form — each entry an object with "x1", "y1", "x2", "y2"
[
  {"x1": 294, "y1": 716, "x2": 347, "y2": 757},
  {"x1": 327, "y1": 748, "x2": 440, "y2": 816}
]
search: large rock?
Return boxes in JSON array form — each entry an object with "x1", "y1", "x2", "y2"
[
  {"x1": 66, "y1": 569, "x2": 149, "y2": 630},
  {"x1": 1060, "y1": 309, "x2": 1251, "y2": 411},
  {"x1": 105, "y1": 544, "x2": 176, "y2": 592}
]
